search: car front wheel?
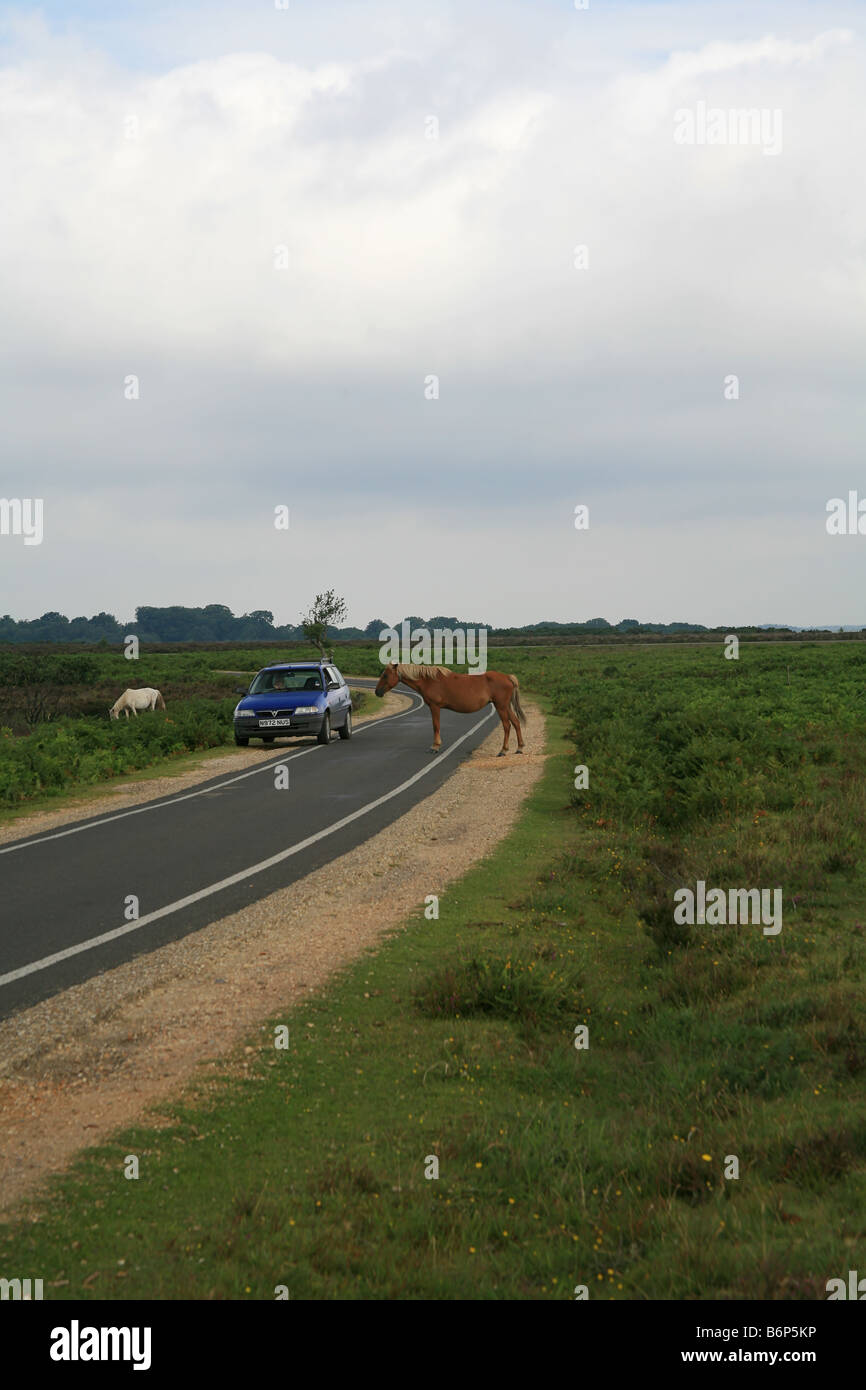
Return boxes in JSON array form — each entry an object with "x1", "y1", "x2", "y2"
[
  {"x1": 317, "y1": 712, "x2": 331, "y2": 745},
  {"x1": 338, "y1": 708, "x2": 352, "y2": 740},
  {"x1": 234, "y1": 732, "x2": 249, "y2": 746}
]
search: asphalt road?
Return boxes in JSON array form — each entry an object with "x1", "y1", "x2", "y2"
[{"x1": 0, "y1": 681, "x2": 497, "y2": 1020}]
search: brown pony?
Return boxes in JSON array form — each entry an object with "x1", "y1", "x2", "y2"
[{"x1": 375, "y1": 664, "x2": 526, "y2": 755}]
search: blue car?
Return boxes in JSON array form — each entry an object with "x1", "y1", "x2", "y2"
[{"x1": 233, "y1": 662, "x2": 353, "y2": 746}]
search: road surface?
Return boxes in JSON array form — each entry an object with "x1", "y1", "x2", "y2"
[{"x1": 0, "y1": 681, "x2": 497, "y2": 1019}]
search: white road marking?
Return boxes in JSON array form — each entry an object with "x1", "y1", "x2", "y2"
[
  {"x1": 0, "y1": 688, "x2": 422, "y2": 856},
  {"x1": 0, "y1": 708, "x2": 496, "y2": 989}
]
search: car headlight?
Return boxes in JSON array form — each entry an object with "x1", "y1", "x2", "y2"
[
  {"x1": 234, "y1": 707, "x2": 255, "y2": 718},
  {"x1": 292, "y1": 705, "x2": 321, "y2": 715}
]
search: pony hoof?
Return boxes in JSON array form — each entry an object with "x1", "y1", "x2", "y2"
[
  {"x1": 430, "y1": 747, "x2": 441, "y2": 754},
  {"x1": 514, "y1": 748, "x2": 523, "y2": 754},
  {"x1": 497, "y1": 750, "x2": 507, "y2": 758}
]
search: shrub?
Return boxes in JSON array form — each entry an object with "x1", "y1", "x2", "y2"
[{"x1": 413, "y1": 953, "x2": 579, "y2": 1028}]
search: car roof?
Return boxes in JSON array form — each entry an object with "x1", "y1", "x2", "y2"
[{"x1": 258, "y1": 662, "x2": 328, "y2": 671}]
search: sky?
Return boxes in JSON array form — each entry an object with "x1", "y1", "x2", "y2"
[{"x1": 1, "y1": 0, "x2": 864, "y2": 630}]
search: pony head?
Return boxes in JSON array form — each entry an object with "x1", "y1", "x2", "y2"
[
  {"x1": 374, "y1": 663, "x2": 399, "y2": 698},
  {"x1": 108, "y1": 701, "x2": 121, "y2": 719}
]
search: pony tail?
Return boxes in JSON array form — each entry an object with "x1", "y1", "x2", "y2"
[
  {"x1": 509, "y1": 675, "x2": 527, "y2": 725},
  {"x1": 156, "y1": 691, "x2": 166, "y2": 710}
]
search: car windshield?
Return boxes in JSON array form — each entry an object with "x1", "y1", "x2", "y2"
[{"x1": 249, "y1": 669, "x2": 323, "y2": 695}]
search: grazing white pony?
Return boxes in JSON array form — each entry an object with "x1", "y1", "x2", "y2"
[{"x1": 109, "y1": 688, "x2": 166, "y2": 719}]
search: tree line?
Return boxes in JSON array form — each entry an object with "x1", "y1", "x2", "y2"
[
  {"x1": 0, "y1": 604, "x2": 492, "y2": 645},
  {"x1": 0, "y1": 605, "x2": 829, "y2": 646}
]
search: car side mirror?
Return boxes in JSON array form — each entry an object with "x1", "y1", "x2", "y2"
[
  {"x1": 234, "y1": 686, "x2": 249, "y2": 695},
  {"x1": 327, "y1": 680, "x2": 340, "y2": 690}
]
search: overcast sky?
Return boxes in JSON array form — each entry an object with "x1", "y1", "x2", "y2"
[{"x1": 1, "y1": 0, "x2": 864, "y2": 629}]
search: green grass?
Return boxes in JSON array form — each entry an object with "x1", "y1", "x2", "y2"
[{"x1": 2, "y1": 643, "x2": 864, "y2": 1298}]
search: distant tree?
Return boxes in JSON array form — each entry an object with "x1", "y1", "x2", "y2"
[
  {"x1": 237, "y1": 610, "x2": 277, "y2": 641},
  {"x1": 364, "y1": 618, "x2": 389, "y2": 639},
  {"x1": 300, "y1": 590, "x2": 348, "y2": 660},
  {"x1": 426, "y1": 616, "x2": 488, "y2": 630},
  {"x1": 136, "y1": 605, "x2": 189, "y2": 642},
  {"x1": 134, "y1": 604, "x2": 243, "y2": 642},
  {"x1": 201, "y1": 604, "x2": 235, "y2": 640}
]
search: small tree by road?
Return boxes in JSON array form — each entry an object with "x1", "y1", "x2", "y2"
[{"x1": 300, "y1": 590, "x2": 348, "y2": 661}]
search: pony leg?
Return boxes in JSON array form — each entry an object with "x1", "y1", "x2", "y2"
[
  {"x1": 496, "y1": 703, "x2": 511, "y2": 756},
  {"x1": 509, "y1": 708, "x2": 524, "y2": 751},
  {"x1": 429, "y1": 703, "x2": 442, "y2": 753}
]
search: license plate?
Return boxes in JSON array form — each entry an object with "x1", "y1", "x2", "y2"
[{"x1": 259, "y1": 718, "x2": 291, "y2": 728}]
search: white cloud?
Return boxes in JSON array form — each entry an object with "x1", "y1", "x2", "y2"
[
  {"x1": 665, "y1": 28, "x2": 854, "y2": 80},
  {"x1": 1, "y1": 4, "x2": 864, "y2": 625}
]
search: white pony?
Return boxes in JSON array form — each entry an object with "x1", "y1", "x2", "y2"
[{"x1": 109, "y1": 688, "x2": 166, "y2": 719}]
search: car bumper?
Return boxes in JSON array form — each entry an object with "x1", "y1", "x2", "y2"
[{"x1": 234, "y1": 716, "x2": 322, "y2": 737}]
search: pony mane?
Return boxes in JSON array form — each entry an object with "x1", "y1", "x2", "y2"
[{"x1": 396, "y1": 664, "x2": 452, "y2": 681}]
